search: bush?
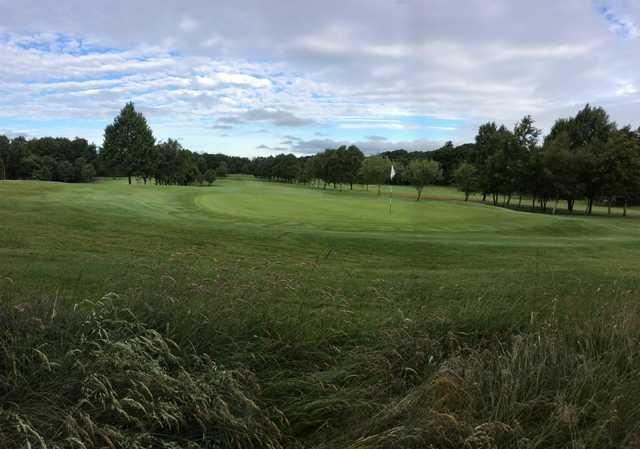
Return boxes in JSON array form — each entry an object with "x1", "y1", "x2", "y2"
[{"x1": 205, "y1": 168, "x2": 216, "y2": 186}]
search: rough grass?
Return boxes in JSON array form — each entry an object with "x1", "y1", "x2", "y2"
[{"x1": 3, "y1": 177, "x2": 640, "y2": 448}]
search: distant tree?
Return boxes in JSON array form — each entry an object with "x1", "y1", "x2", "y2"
[
  {"x1": 0, "y1": 135, "x2": 9, "y2": 180},
  {"x1": 205, "y1": 168, "x2": 216, "y2": 186},
  {"x1": 360, "y1": 156, "x2": 391, "y2": 194},
  {"x1": 216, "y1": 161, "x2": 228, "y2": 178},
  {"x1": 296, "y1": 157, "x2": 314, "y2": 184},
  {"x1": 543, "y1": 131, "x2": 575, "y2": 214},
  {"x1": 453, "y1": 162, "x2": 478, "y2": 201},
  {"x1": 101, "y1": 102, "x2": 155, "y2": 184},
  {"x1": 567, "y1": 104, "x2": 616, "y2": 214},
  {"x1": 34, "y1": 155, "x2": 55, "y2": 181},
  {"x1": 407, "y1": 159, "x2": 442, "y2": 200},
  {"x1": 601, "y1": 127, "x2": 640, "y2": 216},
  {"x1": 472, "y1": 122, "x2": 499, "y2": 201},
  {"x1": 343, "y1": 145, "x2": 364, "y2": 189},
  {"x1": 80, "y1": 163, "x2": 96, "y2": 182},
  {"x1": 514, "y1": 115, "x2": 541, "y2": 153},
  {"x1": 56, "y1": 160, "x2": 74, "y2": 182},
  {"x1": 273, "y1": 154, "x2": 299, "y2": 182}
]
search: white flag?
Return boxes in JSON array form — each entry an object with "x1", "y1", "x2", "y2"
[{"x1": 390, "y1": 165, "x2": 396, "y2": 180}]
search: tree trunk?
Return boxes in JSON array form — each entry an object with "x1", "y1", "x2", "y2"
[
  {"x1": 552, "y1": 195, "x2": 559, "y2": 215},
  {"x1": 417, "y1": 188, "x2": 422, "y2": 201},
  {"x1": 624, "y1": 198, "x2": 628, "y2": 217},
  {"x1": 366, "y1": 184, "x2": 369, "y2": 191},
  {"x1": 586, "y1": 197, "x2": 593, "y2": 215},
  {"x1": 465, "y1": 192, "x2": 469, "y2": 202},
  {"x1": 518, "y1": 195, "x2": 522, "y2": 208},
  {"x1": 377, "y1": 184, "x2": 381, "y2": 195},
  {"x1": 532, "y1": 196, "x2": 536, "y2": 209},
  {"x1": 482, "y1": 192, "x2": 487, "y2": 202},
  {"x1": 608, "y1": 196, "x2": 612, "y2": 216},
  {"x1": 128, "y1": 175, "x2": 132, "y2": 184},
  {"x1": 350, "y1": 183, "x2": 353, "y2": 190}
]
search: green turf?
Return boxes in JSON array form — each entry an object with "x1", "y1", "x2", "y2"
[
  {"x1": 3, "y1": 177, "x2": 640, "y2": 448},
  {"x1": 3, "y1": 176, "x2": 640, "y2": 308}
]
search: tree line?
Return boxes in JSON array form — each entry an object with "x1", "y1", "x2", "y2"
[
  {"x1": 254, "y1": 105, "x2": 640, "y2": 215},
  {"x1": 4, "y1": 102, "x2": 640, "y2": 216},
  {"x1": 101, "y1": 103, "x2": 252, "y2": 186},
  {"x1": 0, "y1": 103, "x2": 253, "y2": 185},
  {"x1": 0, "y1": 135, "x2": 98, "y2": 182}
]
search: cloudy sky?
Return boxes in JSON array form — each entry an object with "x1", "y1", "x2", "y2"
[{"x1": 1, "y1": 0, "x2": 639, "y2": 156}]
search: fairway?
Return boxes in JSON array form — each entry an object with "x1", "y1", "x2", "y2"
[
  {"x1": 3, "y1": 176, "x2": 640, "y2": 320},
  {"x1": 4, "y1": 177, "x2": 640, "y2": 448}
]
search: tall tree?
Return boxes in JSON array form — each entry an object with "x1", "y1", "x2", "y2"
[
  {"x1": 360, "y1": 156, "x2": 391, "y2": 195},
  {"x1": 601, "y1": 127, "x2": 640, "y2": 216},
  {"x1": 453, "y1": 162, "x2": 478, "y2": 201},
  {"x1": 102, "y1": 102, "x2": 155, "y2": 184},
  {"x1": 0, "y1": 135, "x2": 9, "y2": 180},
  {"x1": 407, "y1": 159, "x2": 442, "y2": 200},
  {"x1": 343, "y1": 145, "x2": 364, "y2": 190}
]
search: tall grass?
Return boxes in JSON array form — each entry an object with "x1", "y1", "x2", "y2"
[
  {"x1": 0, "y1": 294, "x2": 283, "y2": 449},
  {"x1": 4, "y1": 290, "x2": 640, "y2": 448}
]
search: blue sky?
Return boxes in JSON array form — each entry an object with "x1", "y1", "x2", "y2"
[{"x1": 1, "y1": 0, "x2": 639, "y2": 156}]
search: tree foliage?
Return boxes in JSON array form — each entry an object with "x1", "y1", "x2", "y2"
[
  {"x1": 102, "y1": 102, "x2": 155, "y2": 184},
  {"x1": 407, "y1": 159, "x2": 442, "y2": 200}
]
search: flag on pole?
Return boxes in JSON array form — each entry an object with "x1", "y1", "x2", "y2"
[{"x1": 388, "y1": 165, "x2": 395, "y2": 214}]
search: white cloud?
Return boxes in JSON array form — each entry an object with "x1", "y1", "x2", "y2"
[
  {"x1": 179, "y1": 16, "x2": 198, "y2": 32},
  {"x1": 1, "y1": 1, "x2": 640, "y2": 155}
]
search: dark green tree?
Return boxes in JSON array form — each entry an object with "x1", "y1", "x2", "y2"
[
  {"x1": 102, "y1": 102, "x2": 155, "y2": 184},
  {"x1": 205, "y1": 169, "x2": 216, "y2": 186},
  {"x1": 216, "y1": 161, "x2": 229, "y2": 178}
]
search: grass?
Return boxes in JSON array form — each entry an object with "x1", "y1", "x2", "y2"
[{"x1": 2, "y1": 176, "x2": 640, "y2": 448}]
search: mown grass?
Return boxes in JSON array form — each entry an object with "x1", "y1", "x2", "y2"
[{"x1": 2, "y1": 177, "x2": 640, "y2": 448}]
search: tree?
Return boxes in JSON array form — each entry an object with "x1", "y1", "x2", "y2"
[
  {"x1": 216, "y1": 161, "x2": 228, "y2": 178},
  {"x1": 296, "y1": 157, "x2": 314, "y2": 184},
  {"x1": 0, "y1": 135, "x2": 9, "y2": 180},
  {"x1": 600, "y1": 127, "x2": 640, "y2": 216},
  {"x1": 205, "y1": 169, "x2": 216, "y2": 186},
  {"x1": 543, "y1": 131, "x2": 575, "y2": 214},
  {"x1": 564, "y1": 104, "x2": 616, "y2": 214},
  {"x1": 56, "y1": 160, "x2": 74, "y2": 182},
  {"x1": 407, "y1": 159, "x2": 442, "y2": 200},
  {"x1": 101, "y1": 102, "x2": 155, "y2": 184},
  {"x1": 34, "y1": 155, "x2": 55, "y2": 181},
  {"x1": 472, "y1": 122, "x2": 499, "y2": 201},
  {"x1": 453, "y1": 162, "x2": 478, "y2": 201},
  {"x1": 360, "y1": 156, "x2": 391, "y2": 194},
  {"x1": 343, "y1": 145, "x2": 364, "y2": 189},
  {"x1": 80, "y1": 163, "x2": 96, "y2": 182}
]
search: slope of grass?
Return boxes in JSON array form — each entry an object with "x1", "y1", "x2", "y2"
[{"x1": 2, "y1": 177, "x2": 640, "y2": 448}]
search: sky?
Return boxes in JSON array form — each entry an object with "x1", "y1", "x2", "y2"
[{"x1": 0, "y1": 0, "x2": 639, "y2": 157}]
